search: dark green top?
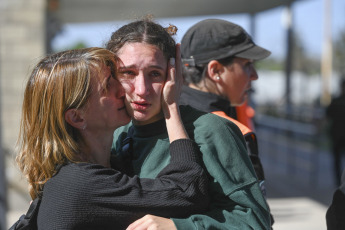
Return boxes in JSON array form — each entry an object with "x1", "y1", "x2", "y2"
[{"x1": 113, "y1": 105, "x2": 271, "y2": 229}]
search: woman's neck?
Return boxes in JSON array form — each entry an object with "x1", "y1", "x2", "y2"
[
  {"x1": 189, "y1": 79, "x2": 225, "y2": 98},
  {"x1": 189, "y1": 78, "x2": 215, "y2": 94},
  {"x1": 79, "y1": 130, "x2": 113, "y2": 168},
  {"x1": 132, "y1": 111, "x2": 164, "y2": 126}
]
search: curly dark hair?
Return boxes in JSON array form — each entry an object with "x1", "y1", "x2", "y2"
[{"x1": 105, "y1": 17, "x2": 177, "y2": 61}]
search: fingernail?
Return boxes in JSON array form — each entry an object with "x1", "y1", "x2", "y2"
[{"x1": 170, "y1": 58, "x2": 175, "y2": 66}]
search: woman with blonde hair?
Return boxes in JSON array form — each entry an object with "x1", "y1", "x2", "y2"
[{"x1": 11, "y1": 47, "x2": 208, "y2": 229}]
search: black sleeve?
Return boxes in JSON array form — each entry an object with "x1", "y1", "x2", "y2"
[
  {"x1": 38, "y1": 139, "x2": 209, "y2": 229},
  {"x1": 326, "y1": 189, "x2": 345, "y2": 230},
  {"x1": 98, "y1": 139, "x2": 209, "y2": 215}
]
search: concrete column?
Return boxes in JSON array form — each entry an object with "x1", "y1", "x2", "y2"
[{"x1": 0, "y1": 0, "x2": 46, "y2": 228}]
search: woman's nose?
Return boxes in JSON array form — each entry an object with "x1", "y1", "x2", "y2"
[
  {"x1": 250, "y1": 67, "x2": 259, "y2": 81},
  {"x1": 134, "y1": 74, "x2": 149, "y2": 96}
]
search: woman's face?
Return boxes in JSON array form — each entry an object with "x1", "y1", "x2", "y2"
[
  {"x1": 116, "y1": 42, "x2": 168, "y2": 125},
  {"x1": 221, "y1": 57, "x2": 258, "y2": 106},
  {"x1": 83, "y1": 64, "x2": 130, "y2": 132}
]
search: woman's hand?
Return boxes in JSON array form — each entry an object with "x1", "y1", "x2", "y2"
[
  {"x1": 126, "y1": 215, "x2": 177, "y2": 230},
  {"x1": 160, "y1": 44, "x2": 188, "y2": 142},
  {"x1": 161, "y1": 43, "x2": 183, "y2": 119}
]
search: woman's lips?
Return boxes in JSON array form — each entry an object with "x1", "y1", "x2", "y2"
[{"x1": 131, "y1": 101, "x2": 151, "y2": 111}]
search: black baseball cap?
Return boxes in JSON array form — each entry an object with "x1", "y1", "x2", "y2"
[{"x1": 181, "y1": 19, "x2": 271, "y2": 66}]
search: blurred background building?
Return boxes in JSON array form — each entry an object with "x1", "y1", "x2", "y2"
[{"x1": 1, "y1": 0, "x2": 344, "y2": 229}]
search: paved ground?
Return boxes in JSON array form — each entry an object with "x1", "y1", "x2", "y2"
[
  {"x1": 263, "y1": 159, "x2": 334, "y2": 230},
  {"x1": 263, "y1": 166, "x2": 333, "y2": 230},
  {"x1": 257, "y1": 125, "x2": 337, "y2": 230},
  {"x1": 268, "y1": 197, "x2": 328, "y2": 230}
]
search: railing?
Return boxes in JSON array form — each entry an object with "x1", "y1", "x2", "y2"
[{"x1": 255, "y1": 111, "x2": 326, "y2": 186}]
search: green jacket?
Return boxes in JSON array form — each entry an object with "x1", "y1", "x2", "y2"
[{"x1": 112, "y1": 105, "x2": 271, "y2": 229}]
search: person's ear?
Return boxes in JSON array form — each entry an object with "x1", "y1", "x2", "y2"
[
  {"x1": 65, "y1": 109, "x2": 86, "y2": 130},
  {"x1": 207, "y1": 60, "x2": 224, "y2": 82}
]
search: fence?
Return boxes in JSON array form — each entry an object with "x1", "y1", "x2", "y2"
[{"x1": 254, "y1": 109, "x2": 326, "y2": 187}]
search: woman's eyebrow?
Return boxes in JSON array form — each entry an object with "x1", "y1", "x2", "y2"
[
  {"x1": 149, "y1": 65, "x2": 165, "y2": 70},
  {"x1": 118, "y1": 65, "x2": 134, "y2": 70},
  {"x1": 118, "y1": 64, "x2": 165, "y2": 71}
]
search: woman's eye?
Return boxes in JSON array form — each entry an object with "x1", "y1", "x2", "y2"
[
  {"x1": 125, "y1": 70, "x2": 135, "y2": 75},
  {"x1": 150, "y1": 71, "x2": 164, "y2": 80},
  {"x1": 151, "y1": 71, "x2": 160, "y2": 77},
  {"x1": 118, "y1": 70, "x2": 136, "y2": 80},
  {"x1": 244, "y1": 62, "x2": 253, "y2": 69},
  {"x1": 122, "y1": 71, "x2": 135, "y2": 76}
]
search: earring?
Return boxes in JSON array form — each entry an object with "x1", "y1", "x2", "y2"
[{"x1": 216, "y1": 76, "x2": 220, "y2": 80}]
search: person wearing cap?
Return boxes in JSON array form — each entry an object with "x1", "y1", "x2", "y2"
[{"x1": 180, "y1": 18, "x2": 274, "y2": 227}]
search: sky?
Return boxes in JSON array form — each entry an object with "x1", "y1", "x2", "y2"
[{"x1": 52, "y1": 0, "x2": 345, "y2": 61}]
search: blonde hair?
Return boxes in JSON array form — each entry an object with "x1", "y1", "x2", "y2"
[{"x1": 16, "y1": 47, "x2": 118, "y2": 199}]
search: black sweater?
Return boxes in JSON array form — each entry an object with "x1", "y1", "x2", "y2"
[{"x1": 37, "y1": 139, "x2": 208, "y2": 230}]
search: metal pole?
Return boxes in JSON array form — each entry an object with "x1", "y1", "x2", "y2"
[
  {"x1": 283, "y1": 4, "x2": 294, "y2": 116},
  {"x1": 249, "y1": 13, "x2": 256, "y2": 39},
  {"x1": 321, "y1": 0, "x2": 333, "y2": 106}
]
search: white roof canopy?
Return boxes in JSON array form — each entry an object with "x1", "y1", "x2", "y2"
[{"x1": 53, "y1": 0, "x2": 301, "y2": 24}]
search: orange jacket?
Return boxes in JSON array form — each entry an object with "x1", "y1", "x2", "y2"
[{"x1": 235, "y1": 101, "x2": 256, "y2": 131}]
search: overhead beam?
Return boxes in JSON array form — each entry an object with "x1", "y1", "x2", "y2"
[{"x1": 52, "y1": 0, "x2": 298, "y2": 24}]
